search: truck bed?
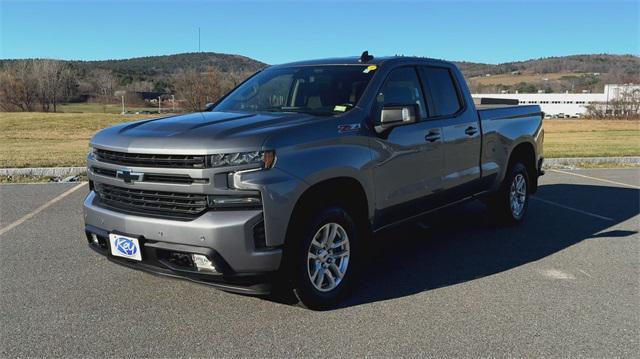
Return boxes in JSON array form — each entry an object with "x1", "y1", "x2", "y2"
[
  {"x1": 475, "y1": 104, "x2": 521, "y2": 110},
  {"x1": 473, "y1": 97, "x2": 519, "y2": 106},
  {"x1": 476, "y1": 104, "x2": 542, "y2": 122}
]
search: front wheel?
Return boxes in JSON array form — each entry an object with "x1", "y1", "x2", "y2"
[
  {"x1": 488, "y1": 162, "x2": 530, "y2": 224},
  {"x1": 288, "y1": 206, "x2": 359, "y2": 310}
]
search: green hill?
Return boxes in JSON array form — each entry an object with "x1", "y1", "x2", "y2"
[
  {"x1": 1, "y1": 52, "x2": 637, "y2": 95},
  {"x1": 70, "y1": 52, "x2": 266, "y2": 77}
]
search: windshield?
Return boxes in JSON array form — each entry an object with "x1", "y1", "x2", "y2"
[{"x1": 214, "y1": 65, "x2": 375, "y2": 116}]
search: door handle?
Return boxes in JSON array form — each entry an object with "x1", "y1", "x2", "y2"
[
  {"x1": 464, "y1": 126, "x2": 478, "y2": 136},
  {"x1": 425, "y1": 131, "x2": 441, "y2": 142}
]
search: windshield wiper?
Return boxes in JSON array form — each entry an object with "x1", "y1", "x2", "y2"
[
  {"x1": 260, "y1": 107, "x2": 332, "y2": 116},
  {"x1": 261, "y1": 107, "x2": 295, "y2": 113}
]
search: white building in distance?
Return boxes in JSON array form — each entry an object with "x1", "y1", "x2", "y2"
[{"x1": 473, "y1": 84, "x2": 640, "y2": 118}]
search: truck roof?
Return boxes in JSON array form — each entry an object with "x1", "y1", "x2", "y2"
[{"x1": 272, "y1": 55, "x2": 452, "y2": 68}]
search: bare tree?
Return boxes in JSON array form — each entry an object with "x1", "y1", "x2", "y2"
[
  {"x1": 0, "y1": 61, "x2": 39, "y2": 111},
  {"x1": 58, "y1": 66, "x2": 79, "y2": 104},
  {"x1": 32, "y1": 59, "x2": 69, "y2": 112},
  {"x1": 586, "y1": 87, "x2": 640, "y2": 119},
  {"x1": 585, "y1": 103, "x2": 607, "y2": 118},
  {"x1": 124, "y1": 80, "x2": 154, "y2": 92},
  {"x1": 173, "y1": 67, "x2": 234, "y2": 112},
  {"x1": 92, "y1": 69, "x2": 118, "y2": 103},
  {"x1": 610, "y1": 88, "x2": 640, "y2": 118},
  {"x1": 228, "y1": 70, "x2": 254, "y2": 87}
]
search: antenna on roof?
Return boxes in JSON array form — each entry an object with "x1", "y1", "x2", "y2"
[{"x1": 359, "y1": 51, "x2": 374, "y2": 63}]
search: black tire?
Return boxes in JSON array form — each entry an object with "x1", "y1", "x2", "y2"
[
  {"x1": 285, "y1": 205, "x2": 359, "y2": 310},
  {"x1": 488, "y1": 162, "x2": 530, "y2": 225}
]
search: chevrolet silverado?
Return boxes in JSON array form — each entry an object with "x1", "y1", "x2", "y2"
[{"x1": 84, "y1": 53, "x2": 544, "y2": 309}]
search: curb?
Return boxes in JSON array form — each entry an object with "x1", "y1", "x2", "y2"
[
  {"x1": 0, "y1": 167, "x2": 86, "y2": 177},
  {"x1": 543, "y1": 156, "x2": 639, "y2": 168},
  {"x1": 0, "y1": 157, "x2": 638, "y2": 177}
]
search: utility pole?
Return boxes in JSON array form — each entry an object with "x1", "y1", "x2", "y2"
[
  {"x1": 198, "y1": 27, "x2": 201, "y2": 52},
  {"x1": 158, "y1": 96, "x2": 162, "y2": 113},
  {"x1": 171, "y1": 94, "x2": 175, "y2": 112},
  {"x1": 605, "y1": 85, "x2": 610, "y2": 116},
  {"x1": 121, "y1": 95, "x2": 125, "y2": 115}
]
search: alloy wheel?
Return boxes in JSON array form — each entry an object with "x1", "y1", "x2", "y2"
[
  {"x1": 509, "y1": 173, "x2": 527, "y2": 218},
  {"x1": 306, "y1": 222, "x2": 350, "y2": 292}
]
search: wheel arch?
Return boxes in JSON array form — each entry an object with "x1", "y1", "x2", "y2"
[
  {"x1": 285, "y1": 176, "x2": 372, "y2": 245},
  {"x1": 507, "y1": 141, "x2": 538, "y2": 193}
]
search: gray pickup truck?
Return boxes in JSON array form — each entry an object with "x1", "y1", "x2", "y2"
[{"x1": 84, "y1": 53, "x2": 544, "y2": 309}]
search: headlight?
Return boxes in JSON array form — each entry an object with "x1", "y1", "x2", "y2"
[
  {"x1": 88, "y1": 146, "x2": 98, "y2": 159},
  {"x1": 209, "y1": 150, "x2": 275, "y2": 169}
]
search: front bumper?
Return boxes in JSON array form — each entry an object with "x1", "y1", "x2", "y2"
[{"x1": 83, "y1": 191, "x2": 282, "y2": 294}]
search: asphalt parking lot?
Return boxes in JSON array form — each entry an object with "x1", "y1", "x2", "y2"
[{"x1": 1, "y1": 169, "x2": 638, "y2": 357}]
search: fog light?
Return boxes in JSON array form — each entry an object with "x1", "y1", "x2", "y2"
[
  {"x1": 192, "y1": 254, "x2": 217, "y2": 272},
  {"x1": 90, "y1": 233, "x2": 99, "y2": 245},
  {"x1": 207, "y1": 194, "x2": 261, "y2": 209}
]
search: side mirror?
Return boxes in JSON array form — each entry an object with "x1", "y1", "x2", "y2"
[{"x1": 376, "y1": 104, "x2": 418, "y2": 133}]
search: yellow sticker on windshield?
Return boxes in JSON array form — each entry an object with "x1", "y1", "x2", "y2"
[
  {"x1": 363, "y1": 65, "x2": 377, "y2": 73},
  {"x1": 334, "y1": 105, "x2": 348, "y2": 112}
]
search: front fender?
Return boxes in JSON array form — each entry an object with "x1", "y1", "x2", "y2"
[
  {"x1": 232, "y1": 139, "x2": 375, "y2": 247},
  {"x1": 275, "y1": 138, "x2": 376, "y2": 218},
  {"x1": 232, "y1": 167, "x2": 308, "y2": 247}
]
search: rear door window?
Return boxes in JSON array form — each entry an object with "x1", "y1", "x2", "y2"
[{"x1": 418, "y1": 67, "x2": 462, "y2": 117}]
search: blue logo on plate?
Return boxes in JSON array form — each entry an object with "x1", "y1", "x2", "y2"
[{"x1": 115, "y1": 237, "x2": 137, "y2": 256}]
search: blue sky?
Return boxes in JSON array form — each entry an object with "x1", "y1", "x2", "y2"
[{"x1": 1, "y1": 0, "x2": 638, "y2": 64}]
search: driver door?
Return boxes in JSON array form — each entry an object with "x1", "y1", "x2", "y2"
[{"x1": 371, "y1": 67, "x2": 446, "y2": 228}]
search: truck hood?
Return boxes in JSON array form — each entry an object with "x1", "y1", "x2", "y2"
[{"x1": 91, "y1": 111, "x2": 315, "y2": 154}]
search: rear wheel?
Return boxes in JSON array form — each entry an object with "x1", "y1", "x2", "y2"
[
  {"x1": 488, "y1": 162, "x2": 530, "y2": 224},
  {"x1": 287, "y1": 206, "x2": 359, "y2": 310}
]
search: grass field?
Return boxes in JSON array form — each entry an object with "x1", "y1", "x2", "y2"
[
  {"x1": 0, "y1": 112, "x2": 151, "y2": 167},
  {"x1": 58, "y1": 103, "x2": 162, "y2": 114},
  {"x1": 0, "y1": 112, "x2": 638, "y2": 168},
  {"x1": 468, "y1": 72, "x2": 592, "y2": 86},
  {"x1": 543, "y1": 119, "x2": 640, "y2": 158}
]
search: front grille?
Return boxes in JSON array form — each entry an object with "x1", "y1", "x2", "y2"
[
  {"x1": 91, "y1": 167, "x2": 208, "y2": 185},
  {"x1": 143, "y1": 173, "x2": 208, "y2": 184},
  {"x1": 92, "y1": 167, "x2": 117, "y2": 178},
  {"x1": 94, "y1": 183, "x2": 208, "y2": 220},
  {"x1": 95, "y1": 149, "x2": 207, "y2": 168}
]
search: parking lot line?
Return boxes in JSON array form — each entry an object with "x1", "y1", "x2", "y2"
[
  {"x1": 0, "y1": 182, "x2": 87, "y2": 237},
  {"x1": 531, "y1": 197, "x2": 614, "y2": 221},
  {"x1": 549, "y1": 169, "x2": 640, "y2": 189}
]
